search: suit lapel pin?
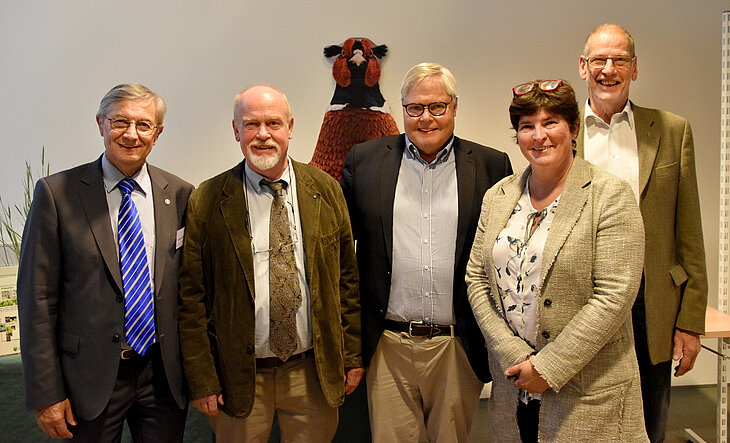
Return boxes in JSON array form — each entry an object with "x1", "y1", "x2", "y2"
[{"x1": 165, "y1": 198, "x2": 171, "y2": 205}]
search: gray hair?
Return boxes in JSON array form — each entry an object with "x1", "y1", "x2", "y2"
[
  {"x1": 97, "y1": 83, "x2": 166, "y2": 124},
  {"x1": 583, "y1": 24, "x2": 636, "y2": 57},
  {"x1": 400, "y1": 63, "x2": 458, "y2": 101}
]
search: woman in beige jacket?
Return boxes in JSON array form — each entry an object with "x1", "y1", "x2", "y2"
[{"x1": 466, "y1": 80, "x2": 648, "y2": 442}]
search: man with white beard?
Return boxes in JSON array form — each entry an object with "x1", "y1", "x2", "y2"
[{"x1": 178, "y1": 85, "x2": 363, "y2": 441}]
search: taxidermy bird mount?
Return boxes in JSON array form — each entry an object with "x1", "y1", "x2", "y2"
[{"x1": 309, "y1": 37, "x2": 399, "y2": 181}]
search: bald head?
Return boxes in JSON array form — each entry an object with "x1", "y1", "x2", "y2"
[
  {"x1": 583, "y1": 24, "x2": 635, "y2": 58},
  {"x1": 234, "y1": 85, "x2": 292, "y2": 122},
  {"x1": 232, "y1": 84, "x2": 294, "y2": 180}
]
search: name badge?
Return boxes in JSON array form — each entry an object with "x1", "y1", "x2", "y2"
[{"x1": 176, "y1": 228, "x2": 185, "y2": 250}]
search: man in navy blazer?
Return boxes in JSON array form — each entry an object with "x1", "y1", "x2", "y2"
[
  {"x1": 18, "y1": 84, "x2": 192, "y2": 441},
  {"x1": 341, "y1": 63, "x2": 512, "y2": 442}
]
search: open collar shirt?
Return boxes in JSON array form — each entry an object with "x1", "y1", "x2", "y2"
[
  {"x1": 492, "y1": 176, "x2": 560, "y2": 403},
  {"x1": 583, "y1": 99, "x2": 640, "y2": 202},
  {"x1": 387, "y1": 134, "x2": 458, "y2": 325}
]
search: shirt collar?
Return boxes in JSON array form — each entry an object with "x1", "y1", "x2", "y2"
[
  {"x1": 102, "y1": 153, "x2": 151, "y2": 196},
  {"x1": 583, "y1": 99, "x2": 634, "y2": 129},
  {"x1": 244, "y1": 158, "x2": 294, "y2": 194},
  {"x1": 403, "y1": 134, "x2": 455, "y2": 165}
]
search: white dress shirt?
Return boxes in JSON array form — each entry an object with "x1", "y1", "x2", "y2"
[{"x1": 583, "y1": 100, "x2": 640, "y2": 202}]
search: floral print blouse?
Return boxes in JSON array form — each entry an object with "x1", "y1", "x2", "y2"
[{"x1": 492, "y1": 177, "x2": 560, "y2": 403}]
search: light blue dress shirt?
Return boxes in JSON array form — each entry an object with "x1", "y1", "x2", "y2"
[
  {"x1": 101, "y1": 153, "x2": 156, "y2": 343},
  {"x1": 243, "y1": 160, "x2": 312, "y2": 358},
  {"x1": 387, "y1": 135, "x2": 458, "y2": 325}
]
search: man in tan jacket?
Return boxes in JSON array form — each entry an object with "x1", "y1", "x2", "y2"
[
  {"x1": 178, "y1": 85, "x2": 362, "y2": 441},
  {"x1": 576, "y1": 24, "x2": 707, "y2": 442}
]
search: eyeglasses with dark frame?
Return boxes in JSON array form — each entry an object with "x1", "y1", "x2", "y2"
[
  {"x1": 104, "y1": 115, "x2": 159, "y2": 136},
  {"x1": 584, "y1": 55, "x2": 635, "y2": 70},
  {"x1": 512, "y1": 80, "x2": 564, "y2": 97},
  {"x1": 402, "y1": 98, "x2": 453, "y2": 118}
]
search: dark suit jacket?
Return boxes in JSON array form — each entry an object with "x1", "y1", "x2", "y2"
[
  {"x1": 177, "y1": 160, "x2": 361, "y2": 417},
  {"x1": 18, "y1": 157, "x2": 193, "y2": 420},
  {"x1": 576, "y1": 104, "x2": 708, "y2": 364},
  {"x1": 341, "y1": 134, "x2": 512, "y2": 382}
]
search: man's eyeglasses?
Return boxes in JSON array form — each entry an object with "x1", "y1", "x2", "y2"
[
  {"x1": 402, "y1": 98, "x2": 453, "y2": 118},
  {"x1": 512, "y1": 80, "x2": 564, "y2": 97},
  {"x1": 104, "y1": 115, "x2": 159, "y2": 136},
  {"x1": 584, "y1": 56, "x2": 635, "y2": 70}
]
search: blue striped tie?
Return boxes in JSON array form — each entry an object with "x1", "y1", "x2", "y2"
[{"x1": 118, "y1": 178, "x2": 155, "y2": 356}]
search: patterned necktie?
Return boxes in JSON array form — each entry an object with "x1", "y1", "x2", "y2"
[
  {"x1": 118, "y1": 178, "x2": 155, "y2": 356},
  {"x1": 262, "y1": 180, "x2": 301, "y2": 361}
]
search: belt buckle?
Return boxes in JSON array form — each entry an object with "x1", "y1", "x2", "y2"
[{"x1": 408, "y1": 320, "x2": 424, "y2": 337}]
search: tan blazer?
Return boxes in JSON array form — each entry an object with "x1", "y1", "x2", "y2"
[
  {"x1": 466, "y1": 157, "x2": 648, "y2": 441},
  {"x1": 177, "y1": 160, "x2": 361, "y2": 417},
  {"x1": 576, "y1": 104, "x2": 708, "y2": 364}
]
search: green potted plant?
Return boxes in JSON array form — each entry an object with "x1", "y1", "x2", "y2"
[{"x1": 0, "y1": 149, "x2": 49, "y2": 355}]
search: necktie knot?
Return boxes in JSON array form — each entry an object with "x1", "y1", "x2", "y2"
[
  {"x1": 118, "y1": 178, "x2": 137, "y2": 196},
  {"x1": 261, "y1": 180, "x2": 286, "y2": 197}
]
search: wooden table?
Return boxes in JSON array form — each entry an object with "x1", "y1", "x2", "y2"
[
  {"x1": 685, "y1": 306, "x2": 730, "y2": 442},
  {"x1": 702, "y1": 306, "x2": 730, "y2": 338}
]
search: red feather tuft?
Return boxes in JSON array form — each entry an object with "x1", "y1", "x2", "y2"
[
  {"x1": 333, "y1": 58, "x2": 351, "y2": 87},
  {"x1": 361, "y1": 38, "x2": 373, "y2": 55},
  {"x1": 341, "y1": 38, "x2": 355, "y2": 57},
  {"x1": 364, "y1": 58, "x2": 380, "y2": 87}
]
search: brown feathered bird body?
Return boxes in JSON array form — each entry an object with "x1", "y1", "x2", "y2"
[{"x1": 310, "y1": 37, "x2": 399, "y2": 182}]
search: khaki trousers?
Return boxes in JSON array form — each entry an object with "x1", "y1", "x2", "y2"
[
  {"x1": 367, "y1": 329, "x2": 483, "y2": 442},
  {"x1": 209, "y1": 354, "x2": 337, "y2": 443}
]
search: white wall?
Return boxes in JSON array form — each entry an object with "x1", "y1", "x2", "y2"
[{"x1": 0, "y1": 0, "x2": 725, "y2": 385}]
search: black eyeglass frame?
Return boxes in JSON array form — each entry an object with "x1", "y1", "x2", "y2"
[{"x1": 401, "y1": 98, "x2": 454, "y2": 118}]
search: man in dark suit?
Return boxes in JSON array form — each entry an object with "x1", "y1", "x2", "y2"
[
  {"x1": 18, "y1": 83, "x2": 193, "y2": 441},
  {"x1": 576, "y1": 24, "x2": 707, "y2": 442},
  {"x1": 341, "y1": 63, "x2": 512, "y2": 442},
  {"x1": 177, "y1": 85, "x2": 362, "y2": 441}
]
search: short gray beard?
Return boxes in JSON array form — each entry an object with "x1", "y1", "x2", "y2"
[{"x1": 246, "y1": 144, "x2": 282, "y2": 172}]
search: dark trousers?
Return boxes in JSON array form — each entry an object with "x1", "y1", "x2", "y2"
[
  {"x1": 69, "y1": 345, "x2": 187, "y2": 442},
  {"x1": 516, "y1": 399, "x2": 540, "y2": 443},
  {"x1": 633, "y1": 285, "x2": 672, "y2": 443}
]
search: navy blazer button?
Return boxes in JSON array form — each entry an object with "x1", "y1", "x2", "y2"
[
  {"x1": 542, "y1": 331, "x2": 550, "y2": 339},
  {"x1": 543, "y1": 299, "x2": 552, "y2": 307},
  {"x1": 247, "y1": 345, "x2": 254, "y2": 354},
  {"x1": 112, "y1": 333, "x2": 120, "y2": 343}
]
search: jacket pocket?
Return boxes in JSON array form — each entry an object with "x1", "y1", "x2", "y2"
[
  {"x1": 59, "y1": 331, "x2": 80, "y2": 354},
  {"x1": 669, "y1": 263, "x2": 689, "y2": 287},
  {"x1": 653, "y1": 161, "x2": 678, "y2": 178},
  {"x1": 321, "y1": 229, "x2": 338, "y2": 246}
]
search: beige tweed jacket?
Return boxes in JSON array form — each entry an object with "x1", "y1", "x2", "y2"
[{"x1": 466, "y1": 157, "x2": 648, "y2": 442}]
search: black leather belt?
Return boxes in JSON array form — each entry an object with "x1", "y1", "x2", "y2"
[
  {"x1": 256, "y1": 349, "x2": 313, "y2": 369},
  {"x1": 120, "y1": 343, "x2": 158, "y2": 361},
  {"x1": 384, "y1": 320, "x2": 457, "y2": 338}
]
